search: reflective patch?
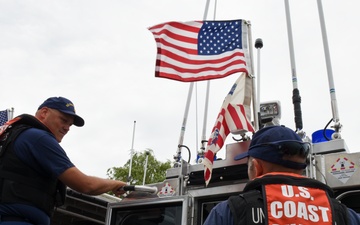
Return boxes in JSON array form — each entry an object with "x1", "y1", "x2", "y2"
[
  {"x1": 157, "y1": 182, "x2": 175, "y2": 197},
  {"x1": 329, "y1": 156, "x2": 357, "y2": 184},
  {"x1": 264, "y1": 184, "x2": 332, "y2": 225}
]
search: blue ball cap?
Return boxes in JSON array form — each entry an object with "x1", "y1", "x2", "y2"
[
  {"x1": 234, "y1": 125, "x2": 307, "y2": 169},
  {"x1": 38, "y1": 97, "x2": 85, "y2": 127}
]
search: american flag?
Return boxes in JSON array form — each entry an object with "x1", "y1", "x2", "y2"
[
  {"x1": 0, "y1": 109, "x2": 9, "y2": 126},
  {"x1": 203, "y1": 73, "x2": 254, "y2": 186},
  {"x1": 148, "y1": 20, "x2": 250, "y2": 82}
]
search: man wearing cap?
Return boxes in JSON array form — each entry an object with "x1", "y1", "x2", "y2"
[
  {"x1": 203, "y1": 125, "x2": 360, "y2": 225},
  {"x1": 0, "y1": 97, "x2": 127, "y2": 224}
]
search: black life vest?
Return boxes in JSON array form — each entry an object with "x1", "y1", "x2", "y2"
[
  {"x1": 228, "y1": 173, "x2": 349, "y2": 225},
  {"x1": 0, "y1": 114, "x2": 66, "y2": 216}
]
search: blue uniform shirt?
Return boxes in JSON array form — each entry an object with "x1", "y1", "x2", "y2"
[{"x1": 0, "y1": 128, "x2": 75, "y2": 224}]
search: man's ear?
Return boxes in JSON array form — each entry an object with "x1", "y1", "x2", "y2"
[
  {"x1": 36, "y1": 107, "x2": 48, "y2": 121},
  {"x1": 253, "y1": 158, "x2": 264, "y2": 177}
]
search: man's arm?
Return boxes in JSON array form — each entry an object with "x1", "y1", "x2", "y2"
[
  {"x1": 58, "y1": 166, "x2": 126, "y2": 196},
  {"x1": 203, "y1": 201, "x2": 233, "y2": 225},
  {"x1": 347, "y1": 208, "x2": 360, "y2": 224}
]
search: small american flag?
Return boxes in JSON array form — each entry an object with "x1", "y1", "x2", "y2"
[
  {"x1": 203, "y1": 73, "x2": 254, "y2": 186},
  {"x1": 148, "y1": 20, "x2": 250, "y2": 82},
  {"x1": 0, "y1": 109, "x2": 9, "y2": 126}
]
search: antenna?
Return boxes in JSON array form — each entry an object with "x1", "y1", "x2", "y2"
[
  {"x1": 128, "y1": 120, "x2": 136, "y2": 184},
  {"x1": 255, "y1": 38, "x2": 263, "y2": 105},
  {"x1": 255, "y1": 38, "x2": 263, "y2": 128},
  {"x1": 284, "y1": 0, "x2": 304, "y2": 136},
  {"x1": 316, "y1": 0, "x2": 342, "y2": 138}
]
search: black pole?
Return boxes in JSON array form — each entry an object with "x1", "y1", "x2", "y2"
[{"x1": 292, "y1": 88, "x2": 303, "y2": 130}]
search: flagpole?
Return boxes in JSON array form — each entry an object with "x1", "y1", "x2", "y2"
[
  {"x1": 255, "y1": 38, "x2": 263, "y2": 115},
  {"x1": 142, "y1": 150, "x2": 150, "y2": 185},
  {"x1": 316, "y1": 0, "x2": 341, "y2": 138},
  {"x1": 175, "y1": 83, "x2": 194, "y2": 166},
  {"x1": 246, "y1": 21, "x2": 259, "y2": 131},
  {"x1": 284, "y1": 0, "x2": 304, "y2": 136},
  {"x1": 8, "y1": 107, "x2": 14, "y2": 120},
  {"x1": 200, "y1": 0, "x2": 217, "y2": 160},
  {"x1": 200, "y1": 81, "x2": 210, "y2": 157},
  {"x1": 175, "y1": 0, "x2": 212, "y2": 166}
]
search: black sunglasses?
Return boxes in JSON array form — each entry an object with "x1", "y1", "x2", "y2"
[{"x1": 251, "y1": 141, "x2": 311, "y2": 157}]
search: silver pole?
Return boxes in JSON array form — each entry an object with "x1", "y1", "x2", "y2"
[
  {"x1": 195, "y1": 84, "x2": 199, "y2": 154},
  {"x1": 8, "y1": 107, "x2": 14, "y2": 120},
  {"x1": 284, "y1": 0, "x2": 304, "y2": 133},
  {"x1": 176, "y1": 0, "x2": 212, "y2": 165},
  {"x1": 201, "y1": 81, "x2": 210, "y2": 154},
  {"x1": 128, "y1": 121, "x2": 136, "y2": 184},
  {"x1": 200, "y1": 0, "x2": 217, "y2": 157},
  {"x1": 255, "y1": 38, "x2": 263, "y2": 105},
  {"x1": 246, "y1": 21, "x2": 258, "y2": 131},
  {"x1": 142, "y1": 151, "x2": 150, "y2": 185},
  {"x1": 175, "y1": 83, "x2": 194, "y2": 165},
  {"x1": 316, "y1": 0, "x2": 341, "y2": 134},
  {"x1": 284, "y1": 0, "x2": 298, "y2": 89}
]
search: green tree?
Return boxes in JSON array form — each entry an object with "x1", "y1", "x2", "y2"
[{"x1": 107, "y1": 149, "x2": 172, "y2": 185}]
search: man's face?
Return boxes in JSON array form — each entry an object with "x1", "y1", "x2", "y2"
[{"x1": 41, "y1": 108, "x2": 74, "y2": 142}]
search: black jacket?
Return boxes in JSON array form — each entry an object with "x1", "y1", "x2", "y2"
[{"x1": 228, "y1": 173, "x2": 349, "y2": 225}]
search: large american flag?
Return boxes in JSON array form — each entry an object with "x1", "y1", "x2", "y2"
[
  {"x1": 203, "y1": 73, "x2": 254, "y2": 186},
  {"x1": 148, "y1": 20, "x2": 250, "y2": 82},
  {"x1": 0, "y1": 109, "x2": 9, "y2": 126}
]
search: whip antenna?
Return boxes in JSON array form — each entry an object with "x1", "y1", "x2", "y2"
[{"x1": 284, "y1": 0, "x2": 303, "y2": 135}]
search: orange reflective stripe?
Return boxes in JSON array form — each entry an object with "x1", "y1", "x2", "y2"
[
  {"x1": 258, "y1": 172, "x2": 305, "y2": 179},
  {"x1": 264, "y1": 184, "x2": 333, "y2": 225},
  {"x1": 0, "y1": 117, "x2": 21, "y2": 136}
]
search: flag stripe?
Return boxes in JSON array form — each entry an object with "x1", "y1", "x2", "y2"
[
  {"x1": 155, "y1": 60, "x2": 248, "y2": 78},
  {"x1": 227, "y1": 104, "x2": 253, "y2": 132},
  {"x1": 157, "y1": 39, "x2": 198, "y2": 54},
  {"x1": 149, "y1": 20, "x2": 249, "y2": 82},
  {"x1": 150, "y1": 21, "x2": 203, "y2": 36},
  {"x1": 152, "y1": 29, "x2": 199, "y2": 46},
  {"x1": 155, "y1": 40, "x2": 246, "y2": 64},
  {"x1": 241, "y1": 105, "x2": 254, "y2": 130},
  {"x1": 150, "y1": 22, "x2": 202, "y2": 52}
]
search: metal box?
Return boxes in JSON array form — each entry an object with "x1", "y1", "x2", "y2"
[{"x1": 314, "y1": 152, "x2": 360, "y2": 189}]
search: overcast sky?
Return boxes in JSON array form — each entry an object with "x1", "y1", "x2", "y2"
[{"x1": 1, "y1": 0, "x2": 359, "y2": 178}]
